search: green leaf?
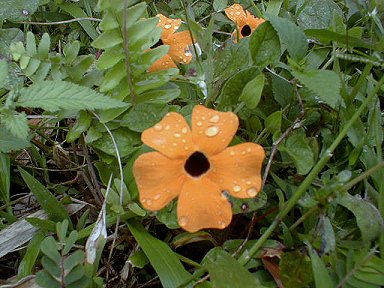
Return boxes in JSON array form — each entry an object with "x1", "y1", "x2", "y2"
[
  {"x1": 121, "y1": 103, "x2": 169, "y2": 132},
  {"x1": 0, "y1": 0, "x2": 39, "y2": 21},
  {"x1": 92, "y1": 30, "x2": 122, "y2": 49},
  {"x1": 0, "y1": 59, "x2": 8, "y2": 88},
  {"x1": 307, "y1": 243, "x2": 334, "y2": 288},
  {"x1": 18, "y1": 232, "x2": 45, "y2": 278},
  {"x1": 40, "y1": 236, "x2": 61, "y2": 264},
  {"x1": 36, "y1": 270, "x2": 61, "y2": 288},
  {"x1": 267, "y1": 14, "x2": 307, "y2": 60},
  {"x1": 296, "y1": 0, "x2": 343, "y2": 30},
  {"x1": 203, "y1": 247, "x2": 264, "y2": 288},
  {"x1": 25, "y1": 32, "x2": 37, "y2": 56},
  {"x1": 37, "y1": 33, "x2": 50, "y2": 58},
  {"x1": 1, "y1": 111, "x2": 29, "y2": 139},
  {"x1": 240, "y1": 73, "x2": 265, "y2": 109},
  {"x1": 128, "y1": 221, "x2": 191, "y2": 288},
  {"x1": 291, "y1": 69, "x2": 341, "y2": 108},
  {"x1": 18, "y1": 167, "x2": 71, "y2": 225},
  {"x1": 66, "y1": 111, "x2": 93, "y2": 143},
  {"x1": 0, "y1": 125, "x2": 30, "y2": 153},
  {"x1": 265, "y1": 110, "x2": 282, "y2": 133},
  {"x1": 64, "y1": 250, "x2": 85, "y2": 273},
  {"x1": 16, "y1": 80, "x2": 127, "y2": 111},
  {"x1": 249, "y1": 21, "x2": 281, "y2": 68},
  {"x1": 338, "y1": 193, "x2": 384, "y2": 242},
  {"x1": 280, "y1": 250, "x2": 313, "y2": 288},
  {"x1": 59, "y1": 3, "x2": 99, "y2": 40},
  {"x1": 213, "y1": 0, "x2": 228, "y2": 11},
  {"x1": 279, "y1": 129, "x2": 315, "y2": 175}
]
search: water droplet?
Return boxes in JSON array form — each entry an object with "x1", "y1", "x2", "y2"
[
  {"x1": 179, "y1": 216, "x2": 188, "y2": 227},
  {"x1": 247, "y1": 148, "x2": 251, "y2": 152},
  {"x1": 233, "y1": 185, "x2": 241, "y2": 193},
  {"x1": 146, "y1": 199, "x2": 153, "y2": 206},
  {"x1": 172, "y1": 143, "x2": 177, "y2": 146},
  {"x1": 184, "y1": 146, "x2": 190, "y2": 150},
  {"x1": 196, "y1": 121, "x2": 203, "y2": 127},
  {"x1": 241, "y1": 151, "x2": 246, "y2": 155},
  {"x1": 201, "y1": 116, "x2": 206, "y2": 120},
  {"x1": 174, "y1": 133, "x2": 181, "y2": 138},
  {"x1": 164, "y1": 24, "x2": 172, "y2": 29},
  {"x1": 229, "y1": 151, "x2": 235, "y2": 156},
  {"x1": 181, "y1": 127, "x2": 188, "y2": 134},
  {"x1": 154, "y1": 124, "x2": 162, "y2": 131},
  {"x1": 235, "y1": 11, "x2": 241, "y2": 15},
  {"x1": 22, "y1": 9, "x2": 29, "y2": 16},
  {"x1": 205, "y1": 126, "x2": 219, "y2": 137},
  {"x1": 246, "y1": 180, "x2": 252, "y2": 185},
  {"x1": 247, "y1": 187, "x2": 258, "y2": 197},
  {"x1": 218, "y1": 221, "x2": 226, "y2": 229},
  {"x1": 165, "y1": 125, "x2": 170, "y2": 130},
  {"x1": 154, "y1": 194, "x2": 161, "y2": 200},
  {"x1": 209, "y1": 115, "x2": 220, "y2": 123},
  {"x1": 221, "y1": 194, "x2": 227, "y2": 201},
  {"x1": 174, "y1": 25, "x2": 180, "y2": 30},
  {"x1": 184, "y1": 50, "x2": 192, "y2": 57}
]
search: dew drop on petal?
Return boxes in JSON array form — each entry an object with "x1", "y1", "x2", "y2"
[
  {"x1": 247, "y1": 148, "x2": 252, "y2": 152},
  {"x1": 205, "y1": 126, "x2": 219, "y2": 137},
  {"x1": 235, "y1": 11, "x2": 241, "y2": 15},
  {"x1": 233, "y1": 185, "x2": 241, "y2": 193},
  {"x1": 179, "y1": 216, "x2": 188, "y2": 227},
  {"x1": 196, "y1": 121, "x2": 203, "y2": 127},
  {"x1": 218, "y1": 221, "x2": 226, "y2": 229},
  {"x1": 229, "y1": 151, "x2": 235, "y2": 156},
  {"x1": 181, "y1": 127, "x2": 188, "y2": 134},
  {"x1": 165, "y1": 125, "x2": 170, "y2": 130},
  {"x1": 164, "y1": 24, "x2": 172, "y2": 29},
  {"x1": 221, "y1": 194, "x2": 227, "y2": 201},
  {"x1": 154, "y1": 194, "x2": 161, "y2": 200},
  {"x1": 184, "y1": 50, "x2": 192, "y2": 57},
  {"x1": 154, "y1": 124, "x2": 163, "y2": 131},
  {"x1": 247, "y1": 187, "x2": 258, "y2": 197},
  {"x1": 174, "y1": 133, "x2": 181, "y2": 138},
  {"x1": 209, "y1": 115, "x2": 220, "y2": 123},
  {"x1": 146, "y1": 199, "x2": 153, "y2": 206},
  {"x1": 246, "y1": 180, "x2": 252, "y2": 185},
  {"x1": 172, "y1": 143, "x2": 177, "y2": 146}
]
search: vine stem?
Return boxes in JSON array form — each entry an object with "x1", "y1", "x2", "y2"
[{"x1": 237, "y1": 70, "x2": 384, "y2": 266}]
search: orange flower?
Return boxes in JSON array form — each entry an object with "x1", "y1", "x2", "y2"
[
  {"x1": 224, "y1": 4, "x2": 265, "y2": 40},
  {"x1": 148, "y1": 14, "x2": 194, "y2": 72},
  {"x1": 133, "y1": 105, "x2": 265, "y2": 232}
]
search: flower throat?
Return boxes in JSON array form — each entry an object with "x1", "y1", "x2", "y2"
[{"x1": 184, "y1": 151, "x2": 210, "y2": 177}]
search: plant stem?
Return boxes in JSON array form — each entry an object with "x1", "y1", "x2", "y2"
[{"x1": 237, "y1": 69, "x2": 384, "y2": 266}]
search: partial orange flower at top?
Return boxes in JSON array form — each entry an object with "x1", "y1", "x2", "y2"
[
  {"x1": 133, "y1": 105, "x2": 265, "y2": 232},
  {"x1": 148, "y1": 14, "x2": 194, "y2": 72},
  {"x1": 225, "y1": 4, "x2": 265, "y2": 40}
]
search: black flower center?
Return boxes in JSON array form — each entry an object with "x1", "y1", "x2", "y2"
[
  {"x1": 184, "y1": 151, "x2": 210, "y2": 177},
  {"x1": 241, "y1": 25, "x2": 252, "y2": 37},
  {"x1": 151, "y1": 39, "x2": 164, "y2": 48}
]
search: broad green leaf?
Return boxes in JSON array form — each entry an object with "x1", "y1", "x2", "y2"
[
  {"x1": 1, "y1": 111, "x2": 29, "y2": 139},
  {"x1": 249, "y1": 21, "x2": 281, "y2": 68},
  {"x1": 291, "y1": 69, "x2": 341, "y2": 108},
  {"x1": 18, "y1": 168, "x2": 71, "y2": 225},
  {"x1": 137, "y1": 84, "x2": 180, "y2": 104},
  {"x1": 16, "y1": 80, "x2": 127, "y2": 111},
  {"x1": 0, "y1": 59, "x2": 8, "y2": 88},
  {"x1": 280, "y1": 251, "x2": 313, "y2": 288},
  {"x1": 128, "y1": 221, "x2": 191, "y2": 288},
  {"x1": 307, "y1": 244, "x2": 334, "y2": 288},
  {"x1": 128, "y1": 250, "x2": 149, "y2": 268},
  {"x1": 0, "y1": 125, "x2": 30, "y2": 153},
  {"x1": 18, "y1": 232, "x2": 45, "y2": 278},
  {"x1": 64, "y1": 250, "x2": 85, "y2": 273},
  {"x1": 239, "y1": 73, "x2": 265, "y2": 109},
  {"x1": 59, "y1": 3, "x2": 99, "y2": 40},
  {"x1": 279, "y1": 129, "x2": 315, "y2": 175},
  {"x1": 202, "y1": 247, "x2": 264, "y2": 288},
  {"x1": 267, "y1": 14, "x2": 307, "y2": 60},
  {"x1": 338, "y1": 193, "x2": 384, "y2": 242},
  {"x1": 296, "y1": 0, "x2": 343, "y2": 30},
  {"x1": 36, "y1": 270, "x2": 61, "y2": 288},
  {"x1": 266, "y1": 0, "x2": 283, "y2": 15},
  {"x1": 40, "y1": 236, "x2": 61, "y2": 264},
  {"x1": 92, "y1": 30, "x2": 122, "y2": 49},
  {"x1": 66, "y1": 111, "x2": 93, "y2": 143},
  {"x1": 213, "y1": 0, "x2": 228, "y2": 11},
  {"x1": 0, "y1": 0, "x2": 39, "y2": 21},
  {"x1": 265, "y1": 110, "x2": 282, "y2": 133},
  {"x1": 121, "y1": 103, "x2": 169, "y2": 132}
]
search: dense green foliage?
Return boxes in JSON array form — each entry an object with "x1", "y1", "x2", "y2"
[{"x1": 0, "y1": 0, "x2": 383, "y2": 287}]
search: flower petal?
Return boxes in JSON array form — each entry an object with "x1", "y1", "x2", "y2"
[
  {"x1": 209, "y1": 143, "x2": 265, "y2": 198},
  {"x1": 148, "y1": 53, "x2": 177, "y2": 72},
  {"x1": 157, "y1": 14, "x2": 182, "y2": 39},
  {"x1": 133, "y1": 151, "x2": 186, "y2": 211},
  {"x1": 164, "y1": 31, "x2": 194, "y2": 64},
  {"x1": 177, "y1": 177, "x2": 232, "y2": 232},
  {"x1": 192, "y1": 105, "x2": 239, "y2": 156},
  {"x1": 224, "y1": 4, "x2": 247, "y2": 26},
  {"x1": 141, "y1": 112, "x2": 195, "y2": 159},
  {"x1": 245, "y1": 12, "x2": 265, "y2": 30}
]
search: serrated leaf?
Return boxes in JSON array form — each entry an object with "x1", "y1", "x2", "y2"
[
  {"x1": 240, "y1": 73, "x2": 265, "y2": 109},
  {"x1": 0, "y1": 125, "x2": 30, "y2": 152},
  {"x1": 1, "y1": 110, "x2": 29, "y2": 139},
  {"x1": 203, "y1": 247, "x2": 264, "y2": 288},
  {"x1": 250, "y1": 21, "x2": 281, "y2": 68},
  {"x1": 213, "y1": 0, "x2": 228, "y2": 11},
  {"x1": 267, "y1": 14, "x2": 307, "y2": 60},
  {"x1": 128, "y1": 221, "x2": 191, "y2": 288},
  {"x1": 292, "y1": 69, "x2": 341, "y2": 108},
  {"x1": 19, "y1": 167, "x2": 71, "y2": 224},
  {"x1": 0, "y1": 0, "x2": 39, "y2": 22},
  {"x1": 16, "y1": 80, "x2": 127, "y2": 111},
  {"x1": 338, "y1": 193, "x2": 384, "y2": 242}
]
